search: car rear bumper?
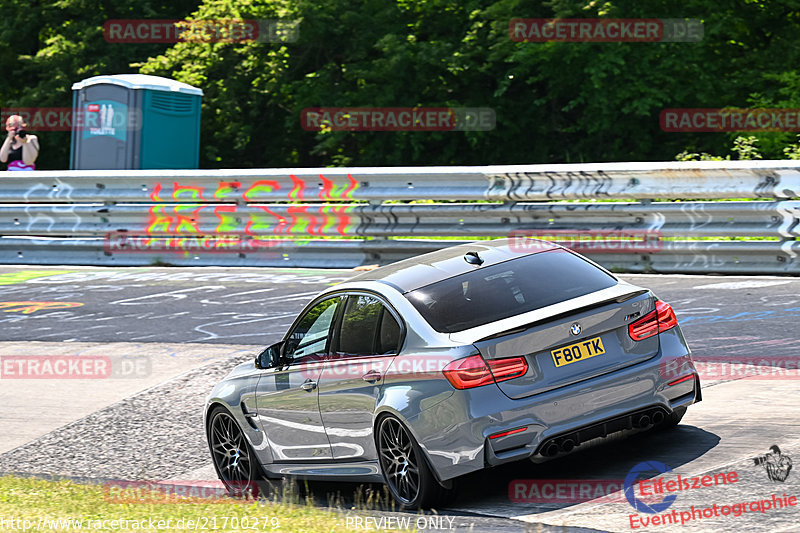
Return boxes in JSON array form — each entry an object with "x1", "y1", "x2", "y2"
[{"x1": 409, "y1": 328, "x2": 698, "y2": 482}]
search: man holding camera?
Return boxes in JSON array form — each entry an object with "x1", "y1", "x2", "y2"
[{"x1": 1, "y1": 114, "x2": 39, "y2": 170}]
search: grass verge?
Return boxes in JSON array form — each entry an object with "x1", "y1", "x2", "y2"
[{"x1": 0, "y1": 475, "x2": 407, "y2": 532}]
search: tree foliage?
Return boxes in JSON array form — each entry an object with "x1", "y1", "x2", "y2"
[
  {"x1": 0, "y1": 0, "x2": 200, "y2": 168},
  {"x1": 4, "y1": 0, "x2": 800, "y2": 168}
]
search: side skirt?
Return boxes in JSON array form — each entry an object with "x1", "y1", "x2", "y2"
[{"x1": 261, "y1": 460, "x2": 384, "y2": 483}]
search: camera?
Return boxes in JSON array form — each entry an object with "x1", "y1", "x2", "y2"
[
  {"x1": 753, "y1": 444, "x2": 781, "y2": 465},
  {"x1": 16, "y1": 129, "x2": 27, "y2": 139}
]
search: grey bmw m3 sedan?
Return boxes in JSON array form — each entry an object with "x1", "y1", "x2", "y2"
[{"x1": 205, "y1": 238, "x2": 701, "y2": 508}]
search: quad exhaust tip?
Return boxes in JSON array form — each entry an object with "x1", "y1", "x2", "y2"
[
  {"x1": 537, "y1": 406, "x2": 671, "y2": 458},
  {"x1": 543, "y1": 442, "x2": 560, "y2": 457}
]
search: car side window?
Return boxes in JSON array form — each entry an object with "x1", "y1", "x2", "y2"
[
  {"x1": 336, "y1": 295, "x2": 401, "y2": 357},
  {"x1": 377, "y1": 308, "x2": 401, "y2": 355},
  {"x1": 284, "y1": 297, "x2": 340, "y2": 363}
]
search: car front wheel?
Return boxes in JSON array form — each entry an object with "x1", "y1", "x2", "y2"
[{"x1": 207, "y1": 406, "x2": 260, "y2": 498}]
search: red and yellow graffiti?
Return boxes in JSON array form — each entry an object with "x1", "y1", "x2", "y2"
[
  {"x1": 242, "y1": 180, "x2": 281, "y2": 201},
  {"x1": 0, "y1": 302, "x2": 84, "y2": 314},
  {"x1": 144, "y1": 174, "x2": 360, "y2": 239},
  {"x1": 319, "y1": 174, "x2": 358, "y2": 201}
]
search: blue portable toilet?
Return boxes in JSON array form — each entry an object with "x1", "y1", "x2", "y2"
[{"x1": 70, "y1": 74, "x2": 203, "y2": 169}]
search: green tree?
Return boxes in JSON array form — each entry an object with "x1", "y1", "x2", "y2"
[
  {"x1": 143, "y1": 0, "x2": 800, "y2": 167},
  {"x1": 7, "y1": 0, "x2": 800, "y2": 168},
  {"x1": 0, "y1": 0, "x2": 200, "y2": 169}
]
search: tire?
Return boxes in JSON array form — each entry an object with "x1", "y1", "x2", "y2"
[
  {"x1": 658, "y1": 406, "x2": 687, "y2": 430},
  {"x1": 376, "y1": 415, "x2": 451, "y2": 510},
  {"x1": 207, "y1": 405, "x2": 262, "y2": 499}
]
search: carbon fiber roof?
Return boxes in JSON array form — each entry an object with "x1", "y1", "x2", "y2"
[{"x1": 348, "y1": 238, "x2": 559, "y2": 293}]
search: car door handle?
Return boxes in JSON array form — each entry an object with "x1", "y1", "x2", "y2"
[
  {"x1": 362, "y1": 370, "x2": 382, "y2": 383},
  {"x1": 301, "y1": 380, "x2": 317, "y2": 391}
]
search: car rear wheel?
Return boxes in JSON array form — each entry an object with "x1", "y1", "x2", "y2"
[
  {"x1": 377, "y1": 415, "x2": 450, "y2": 509},
  {"x1": 208, "y1": 406, "x2": 260, "y2": 498}
]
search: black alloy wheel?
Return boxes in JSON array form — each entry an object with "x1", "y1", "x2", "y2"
[
  {"x1": 378, "y1": 416, "x2": 421, "y2": 504},
  {"x1": 377, "y1": 415, "x2": 451, "y2": 509},
  {"x1": 208, "y1": 407, "x2": 258, "y2": 498}
]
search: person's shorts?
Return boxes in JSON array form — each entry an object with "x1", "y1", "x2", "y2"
[{"x1": 7, "y1": 160, "x2": 35, "y2": 171}]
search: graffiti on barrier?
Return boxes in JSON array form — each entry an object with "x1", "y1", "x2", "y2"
[{"x1": 136, "y1": 175, "x2": 361, "y2": 249}]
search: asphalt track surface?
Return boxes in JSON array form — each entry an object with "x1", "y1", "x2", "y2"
[{"x1": 1, "y1": 266, "x2": 799, "y2": 532}]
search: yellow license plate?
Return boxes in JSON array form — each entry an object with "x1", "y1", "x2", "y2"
[{"x1": 551, "y1": 336, "x2": 605, "y2": 367}]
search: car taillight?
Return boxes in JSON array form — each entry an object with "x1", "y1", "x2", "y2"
[
  {"x1": 442, "y1": 354, "x2": 528, "y2": 390},
  {"x1": 488, "y1": 357, "x2": 529, "y2": 381},
  {"x1": 628, "y1": 300, "x2": 678, "y2": 341},
  {"x1": 655, "y1": 300, "x2": 678, "y2": 330}
]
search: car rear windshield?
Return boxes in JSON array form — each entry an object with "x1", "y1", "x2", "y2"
[{"x1": 404, "y1": 250, "x2": 617, "y2": 333}]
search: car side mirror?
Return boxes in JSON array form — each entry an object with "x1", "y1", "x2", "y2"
[{"x1": 255, "y1": 342, "x2": 284, "y2": 369}]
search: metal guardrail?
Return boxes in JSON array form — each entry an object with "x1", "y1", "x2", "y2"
[
  {"x1": 1, "y1": 161, "x2": 799, "y2": 273},
  {"x1": 1, "y1": 161, "x2": 800, "y2": 202},
  {"x1": 2, "y1": 201, "x2": 797, "y2": 238}
]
